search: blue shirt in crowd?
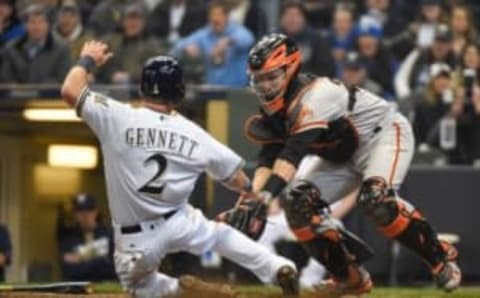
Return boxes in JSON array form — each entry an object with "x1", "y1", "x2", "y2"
[{"x1": 171, "y1": 22, "x2": 254, "y2": 87}]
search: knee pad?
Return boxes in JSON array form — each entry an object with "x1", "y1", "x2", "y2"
[
  {"x1": 358, "y1": 177, "x2": 400, "y2": 226},
  {"x1": 280, "y1": 179, "x2": 329, "y2": 231},
  {"x1": 359, "y1": 177, "x2": 424, "y2": 238}
]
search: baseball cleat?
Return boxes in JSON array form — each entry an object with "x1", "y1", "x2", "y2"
[
  {"x1": 440, "y1": 240, "x2": 459, "y2": 262},
  {"x1": 433, "y1": 261, "x2": 462, "y2": 292},
  {"x1": 276, "y1": 265, "x2": 300, "y2": 298},
  {"x1": 178, "y1": 275, "x2": 236, "y2": 298},
  {"x1": 431, "y1": 240, "x2": 461, "y2": 292},
  {"x1": 314, "y1": 265, "x2": 373, "y2": 297}
]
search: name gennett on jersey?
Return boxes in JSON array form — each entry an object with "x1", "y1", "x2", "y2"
[{"x1": 125, "y1": 127, "x2": 199, "y2": 159}]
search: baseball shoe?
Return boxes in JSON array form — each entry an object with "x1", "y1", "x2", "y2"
[
  {"x1": 440, "y1": 240, "x2": 459, "y2": 262},
  {"x1": 314, "y1": 265, "x2": 373, "y2": 297},
  {"x1": 432, "y1": 241, "x2": 461, "y2": 292},
  {"x1": 276, "y1": 265, "x2": 299, "y2": 298},
  {"x1": 177, "y1": 275, "x2": 236, "y2": 298}
]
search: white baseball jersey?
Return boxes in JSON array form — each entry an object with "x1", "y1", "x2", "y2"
[
  {"x1": 76, "y1": 88, "x2": 244, "y2": 226},
  {"x1": 75, "y1": 89, "x2": 295, "y2": 296}
]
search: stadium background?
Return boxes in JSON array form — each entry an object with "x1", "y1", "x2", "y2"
[{"x1": 0, "y1": 0, "x2": 478, "y2": 294}]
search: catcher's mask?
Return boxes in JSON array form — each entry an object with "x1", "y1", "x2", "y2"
[{"x1": 248, "y1": 33, "x2": 301, "y2": 114}]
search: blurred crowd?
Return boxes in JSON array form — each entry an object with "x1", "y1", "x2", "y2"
[{"x1": 1, "y1": 0, "x2": 480, "y2": 164}]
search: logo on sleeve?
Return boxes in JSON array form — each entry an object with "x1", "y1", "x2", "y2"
[{"x1": 93, "y1": 94, "x2": 109, "y2": 107}]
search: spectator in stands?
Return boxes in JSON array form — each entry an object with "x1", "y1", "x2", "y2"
[
  {"x1": 170, "y1": 0, "x2": 254, "y2": 87},
  {"x1": 449, "y1": 43, "x2": 480, "y2": 163},
  {"x1": 0, "y1": 0, "x2": 25, "y2": 47},
  {"x1": 227, "y1": 0, "x2": 267, "y2": 39},
  {"x1": 279, "y1": 1, "x2": 335, "y2": 77},
  {"x1": 96, "y1": 2, "x2": 166, "y2": 84},
  {"x1": 328, "y1": 4, "x2": 358, "y2": 75},
  {"x1": 87, "y1": 0, "x2": 128, "y2": 37},
  {"x1": 415, "y1": 0, "x2": 448, "y2": 49},
  {"x1": 51, "y1": 0, "x2": 93, "y2": 61},
  {"x1": 411, "y1": 63, "x2": 456, "y2": 146},
  {"x1": 148, "y1": 0, "x2": 206, "y2": 46},
  {"x1": 388, "y1": 0, "x2": 448, "y2": 59},
  {"x1": 59, "y1": 193, "x2": 116, "y2": 282},
  {"x1": 395, "y1": 24, "x2": 457, "y2": 99},
  {"x1": 0, "y1": 224, "x2": 11, "y2": 282},
  {"x1": 302, "y1": 0, "x2": 336, "y2": 30},
  {"x1": 355, "y1": 19, "x2": 396, "y2": 98},
  {"x1": 360, "y1": 0, "x2": 410, "y2": 59},
  {"x1": 452, "y1": 43, "x2": 480, "y2": 90},
  {"x1": 342, "y1": 51, "x2": 383, "y2": 96},
  {"x1": 412, "y1": 62, "x2": 480, "y2": 164},
  {"x1": 449, "y1": 5, "x2": 479, "y2": 59},
  {"x1": 0, "y1": 4, "x2": 71, "y2": 84},
  {"x1": 360, "y1": 0, "x2": 407, "y2": 40}
]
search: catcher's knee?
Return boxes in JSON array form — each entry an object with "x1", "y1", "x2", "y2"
[
  {"x1": 280, "y1": 179, "x2": 329, "y2": 231},
  {"x1": 358, "y1": 177, "x2": 423, "y2": 237}
]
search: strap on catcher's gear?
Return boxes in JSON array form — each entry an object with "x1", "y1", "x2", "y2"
[
  {"x1": 244, "y1": 114, "x2": 285, "y2": 145},
  {"x1": 280, "y1": 180, "x2": 373, "y2": 280},
  {"x1": 217, "y1": 197, "x2": 268, "y2": 240}
]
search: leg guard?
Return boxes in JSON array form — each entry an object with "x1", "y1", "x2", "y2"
[
  {"x1": 298, "y1": 217, "x2": 373, "y2": 280},
  {"x1": 358, "y1": 177, "x2": 450, "y2": 267},
  {"x1": 281, "y1": 180, "x2": 373, "y2": 281}
]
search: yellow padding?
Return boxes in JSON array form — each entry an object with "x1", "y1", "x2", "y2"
[{"x1": 206, "y1": 100, "x2": 229, "y2": 209}]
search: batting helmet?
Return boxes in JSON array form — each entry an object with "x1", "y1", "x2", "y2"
[
  {"x1": 248, "y1": 33, "x2": 301, "y2": 113},
  {"x1": 140, "y1": 56, "x2": 185, "y2": 103}
]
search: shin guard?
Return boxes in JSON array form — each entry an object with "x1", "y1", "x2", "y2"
[
  {"x1": 282, "y1": 180, "x2": 373, "y2": 281},
  {"x1": 359, "y1": 177, "x2": 449, "y2": 268}
]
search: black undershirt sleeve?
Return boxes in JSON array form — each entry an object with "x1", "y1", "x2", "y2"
[
  {"x1": 257, "y1": 143, "x2": 284, "y2": 168},
  {"x1": 277, "y1": 128, "x2": 326, "y2": 167}
]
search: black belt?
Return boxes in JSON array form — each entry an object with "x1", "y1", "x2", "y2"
[{"x1": 120, "y1": 210, "x2": 177, "y2": 234}]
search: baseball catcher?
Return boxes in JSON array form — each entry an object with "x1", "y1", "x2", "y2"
[{"x1": 220, "y1": 33, "x2": 461, "y2": 296}]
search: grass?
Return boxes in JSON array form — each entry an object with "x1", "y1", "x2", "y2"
[{"x1": 93, "y1": 283, "x2": 480, "y2": 297}]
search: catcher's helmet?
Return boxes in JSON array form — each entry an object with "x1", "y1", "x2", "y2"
[
  {"x1": 248, "y1": 33, "x2": 301, "y2": 113},
  {"x1": 140, "y1": 56, "x2": 185, "y2": 103}
]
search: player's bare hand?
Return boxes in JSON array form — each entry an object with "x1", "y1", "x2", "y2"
[{"x1": 80, "y1": 40, "x2": 113, "y2": 66}]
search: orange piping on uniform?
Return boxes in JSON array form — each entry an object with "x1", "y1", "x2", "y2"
[{"x1": 388, "y1": 122, "x2": 401, "y2": 185}]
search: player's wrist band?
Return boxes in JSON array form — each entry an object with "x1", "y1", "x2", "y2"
[
  {"x1": 262, "y1": 174, "x2": 287, "y2": 198},
  {"x1": 76, "y1": 55, "x2": 96, "y2": 73}
]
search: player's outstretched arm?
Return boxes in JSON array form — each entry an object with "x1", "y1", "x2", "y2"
[
  {"x1": 251, "y1": 166, "x2": 272, "y2": 192},
  {"x1": 61, "y1": 40, "x2": 113, "y2": 107},
  {"x1": 222, "y1": 169, "x2": 252, "y2": 194}
]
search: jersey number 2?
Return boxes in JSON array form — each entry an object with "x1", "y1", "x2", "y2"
[{"x1": 139, "y1": 154, "x2": 167, "y2": 194}]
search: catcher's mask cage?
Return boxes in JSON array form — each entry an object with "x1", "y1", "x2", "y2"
[{"x1": 248, "y1": 33, "x2": 302, "y2": 114}]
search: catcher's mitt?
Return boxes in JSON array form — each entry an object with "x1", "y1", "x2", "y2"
[{"x1": 217, "y1": 197, "x2": 268, "y2": 240}]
